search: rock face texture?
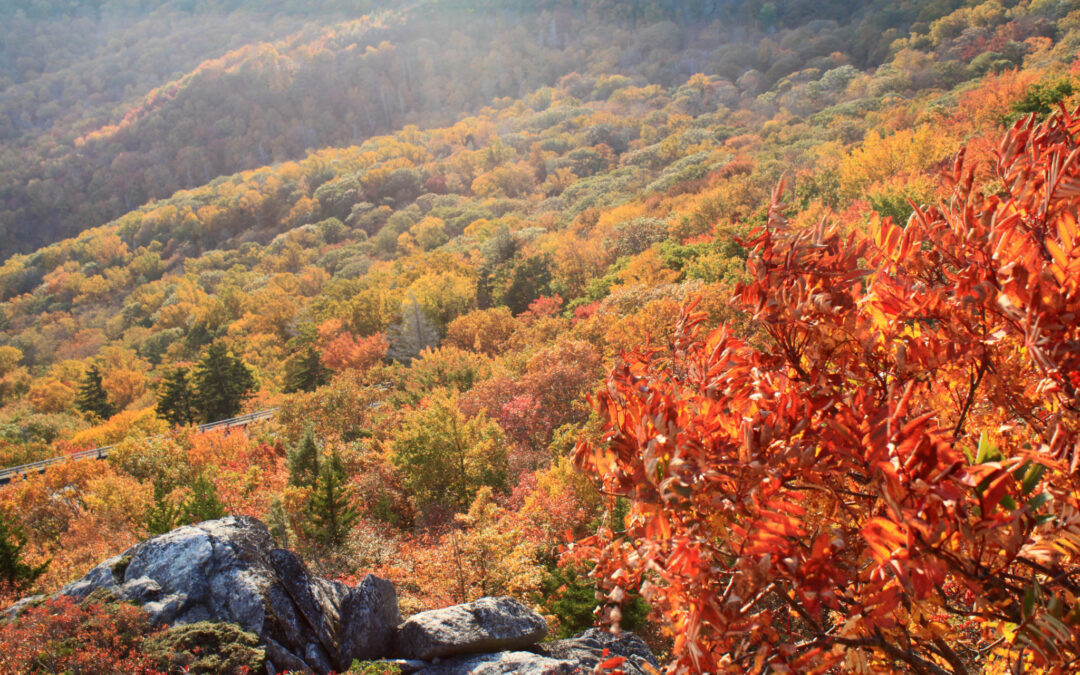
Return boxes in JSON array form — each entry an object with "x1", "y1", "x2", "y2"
[
  {"x1": 340, "y1": 573, "x2": 401, "y2": 661},
  {"x1": 56, "y1": 516, "x2": 400, "y2": 674},
  {"x1": 395, "y1": 596, "x2": 548, "y2": 660},
  {"x1": 415, "y1": 650, "x2": 575, "y2": 674},
  {"x1": 10, "y1": 516, "x2": 657, "y2": 674},
  {"x1": 534, "y1": 628, "x2": 661, "y2": 675}
]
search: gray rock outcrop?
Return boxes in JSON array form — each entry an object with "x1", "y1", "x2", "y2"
[
  {"x1": 56, "y1": 516, "x2": 400, "y2": 674},
  {"x1": 533, "y1": 628, "x2": 661, "y2": 674},
  {"x1": 395, "y1": 596, "x2": 548, "y2": 660},
  {"x1": 416, "y1": 650, "x2": 576, "y2": 674},
  {"x1": 2, "y1": 594, "x2": 45, "y2": 621},
  {"x1": 6, "y1": 517, "x2": 659, "y2": 674},
  {"x1": 341, "y1": 573, "x2": 401, "y2": 661}
]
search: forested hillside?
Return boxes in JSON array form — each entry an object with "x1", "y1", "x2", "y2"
[
  {"x1": 4, "y1": 0, "x2": 1063, "y2": 256},
  {"x1": 3, "y1": 0, "x2": 1080, "y2": 673}
]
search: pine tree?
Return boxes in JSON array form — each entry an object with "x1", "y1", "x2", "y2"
[
  {"x1": 497, "y1": 254, "x2": 553, "y2": 315},
  {"x1": 267, "y1": 496, "x2": 291, "y2": 549},
  {"x1": 185, "y1": 473, "x2": 225, "y2": 523},
  {"x1": 193, "y1": 342, "x2": 256, "y2": 422},
  {"x1": 284, "y1": 346, "x2": 329, "y2": 393},
  {"x1": 387, "y1": 296, "x2": 440, "y2": 363},
  {"x1": 145, "y1": 480, "x2": 182, "y2": 536},
  {"x1": 156, "y1": 366, "x2": 197, "y2": 426},
  {"x1": 76, "y1": 364, "x2": 115, "y2": 420},
  {"x1": 476, "y1": 266, "x2": 494, "y2": 310},
  {"x1": 288, "y1": 426, "x2": 321, "y2": 489},
  {"x1": 0, "y1": 510, "x2": 47, "y2": 590},
  {"x1": 303, "y1": 447, "x2": 357, "y2": 548}
]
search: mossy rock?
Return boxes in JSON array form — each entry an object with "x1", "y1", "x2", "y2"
[
  {"x1": 349, "y1": 661, "x2": 403, "y2": 675},
  {"x1": 111, "y1": 554, "x2": 133, "y2": 579},
  {"x1": 79, "y1": 586, "x2": 122, "y2": 608},
  {"x1": 142, "y1": 620, "x2": 266, "y2": 674}
]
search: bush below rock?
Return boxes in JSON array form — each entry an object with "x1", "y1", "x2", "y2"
[{"x1": 142, "y1": 621, "x2": 266, "y2": 674}]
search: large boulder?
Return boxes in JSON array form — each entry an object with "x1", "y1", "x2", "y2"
[
  {"x1": 383, "y1": 627, "x2": 661, "y2": 674},
  {"x1": 532, "y1": 628, "x2": 660, "y2": 674},
  {"x1": 55, "y1": 516, "x2": 400, "y2": 674},
  {"x1": 395, "y1": 596, "x2": 548, "y2": 660},
  {"x1": 341, "y1": 574, "x2": 400, "y2": 660}
]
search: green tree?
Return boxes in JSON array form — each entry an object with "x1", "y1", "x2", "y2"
[
  {"x1": 185, "y1": 473, "x2": 225, "y2": 523},
  {"x1": 538, "y1": 562, "x2": 649, "y2": 638},
  {"x1": 389, "y1": 391, "x2": 508, "y2": 513},
  {"x1": 193, "y1": 343, "x2": 256, "y2": 422},
  {"x1": 267, "y1": 496, "x2": 291, "y2": 549},
  {"x1": 303, "y1": 447, "x2": 357, "y2": 548},
  {"x1": 1010, "y1": 77, "x2": 1076, "y2": 122},
  {"x1": 284, "y1": 346, "x2": 330, "y2": 393},
  {"x1": 758, "y1": 1, "x2": 778, "y2": 29},
  {"x1": 387, "y1": 296, "x2": 440, "y2": 363},
  {"x1": 156, "y1": 366, "x2": 197, "y2": 426},
  {"x1": 76, "y1": 364, "x2": 115, "y2": 420},
  {"x1": 145, "y1": 480, "x2": 182, "y2": 536},
  {"x1": 288, "y1": 426, "x2": 321, "y2": 489},
  {"x1": 0, "y1": 510, "x2": 47, "y2": 590},
  {"x1": 495, "y1": 254, "x2": 552, "y2": 315}
]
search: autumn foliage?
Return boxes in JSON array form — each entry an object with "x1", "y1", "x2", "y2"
[
  {"x1": 0, "y1": 597, "x2": 161, "y2": 674},
  {"x1": 5, "y1": 2, "x2": 1080, "y2": 669},
  {"x1": 576, "y1": 109, "x2": 1080, "y2": 673}
]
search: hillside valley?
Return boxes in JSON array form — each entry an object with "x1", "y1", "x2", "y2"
[{"x1": 3, "y1": 1, "x2": 1080, "y2": 673}]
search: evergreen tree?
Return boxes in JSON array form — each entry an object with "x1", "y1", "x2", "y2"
[
  {"x1": 303, "y1": 447, "x2": 357, "y2": 548},
  {"x1": 288, "y1": 426, "x2": 321, "y2": 489},
  {"x1": 476, "y1": 266, "x2": 494, "y2": 311},
  {"x1": 481, "y1": 224, "x2": 518, "y2": 266},
  {"x1": 193, "y1": 342, "x2": 256, "y2": 422},
  {"x1": 387, "y1": 296, "x2": 440, "y2": 363},
  {"x1": 496, "y1": 254, "x2": 553, "y2": 315},
  {"x1": 156, "y1": 366, "x2": 198, "y2": 426},
  {"x1": 75, "y1": 364, "x2": 115, "y2": 420},
  {"x1": 267, "y1": 496, "x2": 291, "y2": 549},
  {"x1": 538, "y1": 562, "x2": 649, "y2": 638},
  {"x1": 284, "y1": 346, "x2": 329, "y2": 393},
  {"x1": 0, "y1": 510, "x2": 47, "y2": 590},
  {"x1": 185, "y1": 473, "x2": 225, "y2": 523},
  {"x1": 145, "y1": 480, "x2": 182, "y2": 536}
]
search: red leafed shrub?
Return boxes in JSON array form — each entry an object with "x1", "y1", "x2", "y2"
[
  {"x1": 576, "y1": 109, "x2": 1080, "y2": 673},
  {"x1": 0, "y1": 596, "x2": 162, "y2": 674},
  {"x1": 520, "y1": 294, "x2": 564, "y2": 323},
  {"x1": 320, "y1": 329, "x2": 389, "y2": 372},
  {"x1": 498, "y1": 394, "x2": 554, "y2": 452},
  {"x1": 572, "y1": 301, "x2": 601, "y2": 325}
]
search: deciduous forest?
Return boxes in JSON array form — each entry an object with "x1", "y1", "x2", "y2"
[{"x1": 3, "y1": 0, "x2": 1080, "y2": 672}]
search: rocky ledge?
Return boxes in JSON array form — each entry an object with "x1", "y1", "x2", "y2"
[{"x1": 5, "y1": 516, "x2": 656, "y2": 674}]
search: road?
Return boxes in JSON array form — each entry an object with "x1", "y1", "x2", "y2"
[{"x1": 0, "y1": 408, "x2": 278, "y2": 486}]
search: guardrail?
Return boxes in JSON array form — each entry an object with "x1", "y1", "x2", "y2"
[{"x1": 0, "y1": 408, "x2": 278, "y2": 486}]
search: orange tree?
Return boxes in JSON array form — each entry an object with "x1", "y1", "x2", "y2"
[{"x1": 575, "y1": 109, "x2": 1080, "y2": 674}]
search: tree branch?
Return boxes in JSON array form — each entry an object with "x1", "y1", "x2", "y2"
[{"x1": 953, "y1": 353, "x2": 990, "y2": 439}]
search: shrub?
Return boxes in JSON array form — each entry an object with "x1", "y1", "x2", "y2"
[
  {"x1": 142, "y1": 621, "x2": 265, "y2": 675},
  {"x1": 0, "y1": 596, "x2": 159, "y2": 674}
]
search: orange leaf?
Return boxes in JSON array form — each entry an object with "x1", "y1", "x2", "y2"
[
  {"x1": 862, "y1": 517, "x2": 908, "y2": 564},
  {"x1": 600, "y1": 655, "x2": 628, "y2": 669}
]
